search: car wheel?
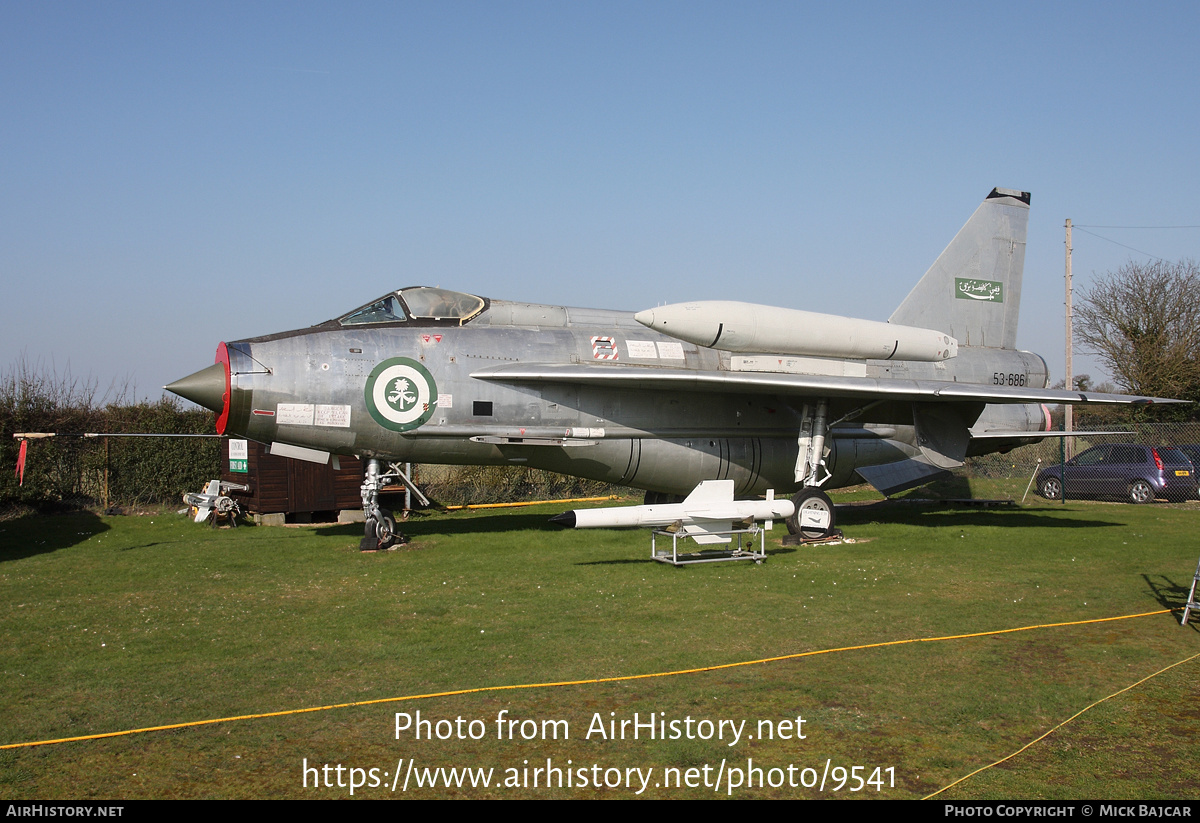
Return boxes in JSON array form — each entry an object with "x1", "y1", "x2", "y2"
[
  {"x1": 1128, "y1": 480, "x2": 1153, "y2": 504},
  {"x1": 786, "y1": 488, "x2": 835, "y2": 540},
  {"x1": 1039, "y1": 476, "x2": 1062, "y2": 501}
]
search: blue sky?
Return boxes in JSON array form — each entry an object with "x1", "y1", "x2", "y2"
[{"x1": 3, "y1": 2, "x2": 1198, "y2": 399}]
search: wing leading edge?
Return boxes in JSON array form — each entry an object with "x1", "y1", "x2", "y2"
[{"x1": 469, "y1": 363, "x2": 1182, "y2": 406}]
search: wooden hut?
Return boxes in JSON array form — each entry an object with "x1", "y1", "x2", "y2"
[{"x1": 220, "y1": 438, "x2": 364, "y2": 522}]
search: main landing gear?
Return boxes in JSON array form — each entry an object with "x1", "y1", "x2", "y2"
[{"x1": 785, "y1": 398, "x2": 836, "y2": 541}]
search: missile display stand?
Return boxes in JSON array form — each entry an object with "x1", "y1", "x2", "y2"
[{"x1": 651, "y1": 526, "x2": 767, "y2": 566}]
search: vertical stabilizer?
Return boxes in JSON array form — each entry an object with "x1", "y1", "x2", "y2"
[{"x1": 889, "y1": 188, "x2": 1030, "y2": 349}]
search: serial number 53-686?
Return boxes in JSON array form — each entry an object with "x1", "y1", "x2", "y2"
[{"x1": 993, "y1": 372, "x2": 1027, "y2": 386}]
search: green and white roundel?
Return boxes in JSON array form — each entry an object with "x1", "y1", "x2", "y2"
[{"x1": 365, "y1": 358, "x2": 438, "y2": 432}]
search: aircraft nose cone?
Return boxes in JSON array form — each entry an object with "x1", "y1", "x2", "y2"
[
  {"x1": 165, "y1": 362, "x2": 227, "y2": 413},
  {"x1": 634, "y1": 308, "x2": 657, "y2": 328}
]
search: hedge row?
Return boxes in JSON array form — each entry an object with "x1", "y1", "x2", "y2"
[{"x1": 1, "y1": 362, "x2": 218, "y2": 514}]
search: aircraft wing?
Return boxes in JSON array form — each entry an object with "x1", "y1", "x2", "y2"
[
  {"x1": 968, "y1": 429, "x2": 1134, "y2": 439},
  {"x1": 469, "y1": 363, "x2": 1183, "y2": 406}
]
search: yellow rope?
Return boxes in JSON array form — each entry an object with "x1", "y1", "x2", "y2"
[
  {"x1": 444, "y1": 495, "x2": 619, "y2": 510},
  {"x1": 0, "y1": 608, "x2": 1174, "y2": 750},
  {"x1": 924, "y1": 648, "x2": 1200, "y2": 799}
]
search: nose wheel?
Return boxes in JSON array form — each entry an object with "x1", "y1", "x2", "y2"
[{"x1": 362, "y1": 508, "x2": 401, "y2": 551}]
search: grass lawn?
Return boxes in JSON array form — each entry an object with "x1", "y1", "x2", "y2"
[{"x1": 1, "y1": 494, "x2": 1197, "y2": 799}]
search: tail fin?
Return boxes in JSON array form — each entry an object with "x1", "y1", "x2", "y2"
[
  {"x1": 889, "y1": 187, "x2": 1030, "y2": 349},
  {"x1": 682, "y1": 479, "x2": 734, "y2": 504}
]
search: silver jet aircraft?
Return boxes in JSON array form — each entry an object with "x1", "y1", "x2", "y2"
[{"x1": 167, "y1": 188, "x2": 1177, "y2": 548}]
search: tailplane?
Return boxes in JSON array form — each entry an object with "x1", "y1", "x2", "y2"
[{"x1": 889, "y1": 187, "x2": 1030, "y2": 349}]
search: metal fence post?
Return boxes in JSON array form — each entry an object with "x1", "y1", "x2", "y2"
[{"x1": 1059, "y1": 425, "x2": 1067, "y2": 504}]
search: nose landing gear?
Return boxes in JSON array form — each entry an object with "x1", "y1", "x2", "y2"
[{"x1": 360, "y1": 458, "x2": 413, "y2": 551}]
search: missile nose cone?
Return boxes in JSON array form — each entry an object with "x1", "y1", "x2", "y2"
[
  {"x1": 549, "y1": 511, "x2": 577, "y2": 528},
  {"x1": 633, "y1": 309, "x2": 656, "y2": 328},
  {"x1": 165, "y1": 363, "x2": 227, "y2": 413}
]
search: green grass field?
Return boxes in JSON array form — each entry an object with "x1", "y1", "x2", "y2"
[{"x1": 1, "y1": 494, "x2": 1198, "y2": 799}]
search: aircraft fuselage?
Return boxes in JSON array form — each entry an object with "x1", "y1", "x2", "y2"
[{"x1": 216, "y1": 302, "x2": 1048, "y2": 497}]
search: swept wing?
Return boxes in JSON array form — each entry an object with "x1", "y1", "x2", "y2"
[{"x1": 469, "y1": 362, "x2": 1181, "y2": 407}]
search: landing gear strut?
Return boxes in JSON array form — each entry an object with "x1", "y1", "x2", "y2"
[{"x1": 786, "y1": 398, "x2": 836, "y2": 540}]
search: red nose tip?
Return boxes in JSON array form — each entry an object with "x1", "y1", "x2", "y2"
[
  {"x1": 214, "y1": 342, "x2": 231, "y2": 434},
  {"x1": 164, "y1": 341, "x2": 232, "y2": 435}
]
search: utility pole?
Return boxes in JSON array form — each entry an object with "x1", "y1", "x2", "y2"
[{"x1": 1064, "y1": 218, "x2": 1074, "y2": 458}]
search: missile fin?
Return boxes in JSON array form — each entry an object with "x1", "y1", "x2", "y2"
[{"x1": 682, "y1": 479, "x2": 735, "y2": 504}]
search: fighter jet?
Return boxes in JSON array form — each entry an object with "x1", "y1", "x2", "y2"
[{"x1": 167, "y1": 188, "x2": 1180, "y2": 548}]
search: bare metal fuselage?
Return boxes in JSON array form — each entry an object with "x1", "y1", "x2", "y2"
[{"x1": 218, "y1": 301, "x2": 1049, "y2": 497}]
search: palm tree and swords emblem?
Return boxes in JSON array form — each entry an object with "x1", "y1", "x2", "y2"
[
  {"x1": 365, "y1": 357, "x2": 438, "y2": 432},
  {"x1": 386, "y1": 377, "x2": 418, "y2": 413}
]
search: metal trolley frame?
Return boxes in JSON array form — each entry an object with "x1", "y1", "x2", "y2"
[{"x1": 651, "y1": 526, "x2": 768, "y2": 566}]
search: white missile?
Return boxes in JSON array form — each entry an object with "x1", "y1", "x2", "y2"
[
  {"x1": 634, "y1": 301, "x2": 957, "y2": 362},
  {"x1": 550, "y1": 480, "x2": 797, "y2": 544}
]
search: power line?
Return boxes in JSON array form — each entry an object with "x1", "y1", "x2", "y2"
[{"x1": 1071, "y1": 227, "x2": 1167, "y2": 262}]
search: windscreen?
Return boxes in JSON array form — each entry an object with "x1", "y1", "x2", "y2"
[
  {"x1": 400, "y1": 287, "x2": 485, "y2": 321},
  {"x1": 339, "y1": 295, "x2": 407, "y2": 326}
]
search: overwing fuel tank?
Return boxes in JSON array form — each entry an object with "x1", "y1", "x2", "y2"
[{"x1": 634, "y1": 301, "x2": 957, "y2": 361}]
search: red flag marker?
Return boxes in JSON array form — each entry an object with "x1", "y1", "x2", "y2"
[{"x1": 16, "y1": 439, "x2": 27, "y2": 486}]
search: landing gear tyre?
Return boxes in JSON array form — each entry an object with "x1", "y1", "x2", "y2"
[
  {"x1": 1129, "y1": 480, "x2": 1153, "y2": 505},
  {"x1": 786, "y1": 488, "x2": 835, "y2": 540},
  {"x1": 375, "y1": 509, "x2": 399, "y2": 549},
  {"x1": 362, "y1": 509, "x2": 400, "y2": 550},
  {"x1": 1039, "y1": 477, "x2": 1062, "y2": 501}
]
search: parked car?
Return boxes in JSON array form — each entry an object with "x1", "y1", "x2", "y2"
[
  {"x1": 1171, "y1": 444, "x2": 1200, "y2": 476},
  {"x1": 1036, "y1": 444, "x2": 1196, "y2": 503}
]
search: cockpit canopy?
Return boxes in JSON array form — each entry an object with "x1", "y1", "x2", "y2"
[{"x1": 338, "y1": 287, "x2": 486, "y2": 326}]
